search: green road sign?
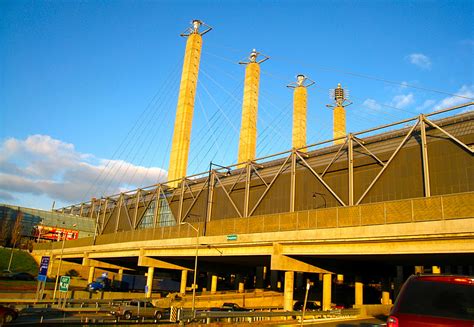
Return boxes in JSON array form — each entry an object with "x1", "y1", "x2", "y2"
[
  {"x1": 227, "y1": 234, "x2": 237, "y2": 241},
  {"x1": 59, "y1": 276, "x2": 71, "y2": 292}
]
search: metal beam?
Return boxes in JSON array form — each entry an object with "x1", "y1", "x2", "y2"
[
  {"x1": 420, "y1": 116, "x2": 431, "y2": 197},
  {"x1": 356, "y1": 120, "x2": 420, "y2": 205}
]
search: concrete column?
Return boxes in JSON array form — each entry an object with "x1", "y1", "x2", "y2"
[
  {"x1": 146, "y1": 267, "x2": 154, "y2": 298},
  {"x1": 87, "y1": 266, "x2": 95, "y2": 284},
  {"x1": 180, "y1": 270, "x2": 188, "y2": 294},
  {"x1": 270, "y1": 271, "x2": 279, "y2": 290},
  {"x1": 206, "y1": 272, "x2": 212, "y2": 290},
  {"x1": 296, "y1": 272, "x2": 304, "y2": 289},
  {"x1": 394, "y1": 266, "x2": 404, "y2": 298},
  {"x1": 238, "y1": 282, "x2": 245, "y2": 293},
  {"x1": 256, "y1": 266, "x2": 265, "y2": 289},
  {"x1": 414, "y1": 266, "x2": 424, "y2": 274},
  {"x1": 381, "y1": 279, "x2": 391, "y2": 305},
  {"x1": 116, "y1": 268, "x2": 124, "y2": 290},
  {"x1": 211, "y1": 275, "x2": 218, "y2": 294},
  {"x1": 432, "y1": 266, "x2": 441, "y2": 274},
  {"x1": 283, "y1": 271, "x2": 294, "y2": 311},
  {"x1": 355, "y1": 278, "x2": 363, "y2": 306},
  {"x1": 322, "y1": 274, "x2": 332, "y2": 311}
]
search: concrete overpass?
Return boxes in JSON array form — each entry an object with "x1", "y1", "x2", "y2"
[{"x1": 34, "y1": 191, "x2": 474, "y2": 310}]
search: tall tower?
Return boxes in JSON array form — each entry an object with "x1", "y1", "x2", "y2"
[
  {"x1": 237, "y1": 49, "x2": 269, "y2": 166},
  {"x1": 167, "y1": 20, "x2": 211, "y2": 187},
  {"x1": 327, "y1": 84, "x2": 352, "y2": 144},
  {"x1": 287, "y1": 75, "x2": 315, "y2": 151}
]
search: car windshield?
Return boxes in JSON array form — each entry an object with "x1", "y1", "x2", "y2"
[{"x1": 398, "y1": 279, "x2": 474, "y2": 320}]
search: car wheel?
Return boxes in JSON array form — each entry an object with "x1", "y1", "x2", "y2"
[
  {"x1": 124, "y1": 311, "x2": 132, "y2": 320},
  {"x1": 4, "y1": 313, "x2": 14, "y2": 323},
  {"x1": 154, "y1": 311, "x2": 162, "y2": 320}
]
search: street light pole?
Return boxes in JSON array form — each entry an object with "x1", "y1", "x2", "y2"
[
  {"x1": 52, "y1": 223, "x2": 77, "y2": 301},
  {"x1": 181, "y1": 222, "x2": 199, "y2": 320}
]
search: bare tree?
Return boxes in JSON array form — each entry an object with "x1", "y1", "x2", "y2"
[
  {"x1": 7, "y1": 211, "x2": 23, "y2": 271},
  {"x1": 11, "y1": 211, "x2": 23, "y2": 246},
  {"x1": 0, "y1": 218, "x2": 11, "y2": 246}
]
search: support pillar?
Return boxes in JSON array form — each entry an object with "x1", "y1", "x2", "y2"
[
  {"x1": 296, "y1": 272, "x2": 304, "y2": 289},
  {"x1": 117, "y1": 268, "x2": 124, "y2": 290},
  {"x1": 283, "y1": 271, "x2": 294, "y2": 312},
  {"x1": 355, "y1": 278, "x2": 363, "y2": 306},
  {"x1": 288, "y1": 75, "x2": 314, "y2": 151},
  {"x1": 238, "y1": 282, "x2": 245, "y2": 293},
  {"x1": 322, "y1": 273, "x2": 332, "y2": 311},
  {"x1": 381, "y1": 279, "x2": 391, "y2": 305},
  {"x1": 180, "y1": 270, "x2": 188, "y2": 294},
  {"x1": 432, "y1": 266, "x2": 441, "y2": 274},
  {"x1": 211, "y1": 275, "x2": 218, "y2": 294},
  {"x1": 394, "y1": 266, "x2": 404, "y2": 298},
  {"x1": 415, "y1": 266, "x2": 424, "y2": 274},
  {"x1": 237, "y1": 49, "x2": 268, "y2": 167},
  {"x1": 328, "y1": 84, "x2": 350, "y2": 145},
  {"x1": 256, "y1": 266, "x2": 265, "y2": 289},
  {"x1": 271, "y1": 270, "x2": 279, "y2": 291},
  {"x1": 167, "y1": 20, "x2": 210, "y2": 187},
  {"x1": 146, "y1": 267, "x2": 154, "y2": 298},
  {"x1": 87, "y1": 266, "x2": 95, "y2": 284}
]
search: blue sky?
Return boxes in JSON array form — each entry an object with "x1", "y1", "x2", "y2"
[{"x1": 1, "y1": 0, "x2": 473, "y2": 209}]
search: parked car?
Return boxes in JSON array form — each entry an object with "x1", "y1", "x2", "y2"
[
  {"x1": 0, "y1": 271, "x2": 35, "y2": 281},
  {"x1": 0, "y1": 305, "x2": 18, "y2": 323},
  {"x1": 11, "y1": 272, "x2": 35, "y2": 281},
  {"x1": 110, "y1": 300, "x2": 166, "y2": 320},
  {"x1": 293, "y1": 301, "x2": 321, "y2": 311},
  {"x1": 210, "y1": 302, "x2": 251, "y2": 312},
  {"x1": 387, "y1": 274, "x2": 474, "y2": 327},
  {"x1": 86, "y1": 276, "x2": 112, "y2": 293}
]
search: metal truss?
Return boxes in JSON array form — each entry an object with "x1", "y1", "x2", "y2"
[{"x1": 58, "y1": 102, "x2": 473, "y2": 236}]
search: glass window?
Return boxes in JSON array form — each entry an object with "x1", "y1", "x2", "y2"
[{"x1": 398, "y1": 280, "x2": 474, "y2": 320}]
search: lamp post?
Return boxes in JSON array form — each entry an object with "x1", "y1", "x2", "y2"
[
  {"x1": 181, "y1": 221, "x2": 199, "y2": 319},
  {"x1": 52, "y1": 223, "x2": 77, "y2": 301}
]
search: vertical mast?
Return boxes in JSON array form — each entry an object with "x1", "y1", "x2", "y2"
[
  {"x1": 167, "y1": 20, "x2": 211, "y2": 187},
  {"x1": 237, "y1": 49, "x2": 269, "y2": 166},
  {"x1": 327, "y1": 83, "x2": 352, "y2": 144},
  {"x1": 287, "y1": 75, "x2": 315, "y2": 151}
]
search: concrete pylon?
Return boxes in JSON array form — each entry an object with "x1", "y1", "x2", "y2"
[
  {"x1": 327, "y1": 84, "x2": 351, "y2": 145},
  {"x1": 237, "y1": 49, "x2": 269, "y2": 167},
  {"x1": 283, "y1": 271, "x2": 294, "y2": 311},
  {"x1": 87, "y1": 266, "x2": 95, "y2": 284},
  {"x1": 180, "y1": 270, "x2": 188, "y2": 294},
  {"x1": 322, "y1": 273, "x2": 332, "y2": 311},
  {"x1": 287, "y1": 75, "x2": 314, "y2": 151},
  {"x1": 146, "y1": 267, "x2": 154, "y2": 298},
  {"x1": 168, "y1": 20, "x2": 211, "y2": 187}
]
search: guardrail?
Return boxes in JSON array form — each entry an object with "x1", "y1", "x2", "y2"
[{"x1": 177, "y1": 307, "x2": 361, "y2": 323}]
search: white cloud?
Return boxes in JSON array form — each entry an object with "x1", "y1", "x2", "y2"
[
  {"x1": 433, "y1": 85, "x2": 474, "y2": 111},
  {"x1": 415, "y1": 99, "x2": 436, "y2": 112},
  {"x1": 406, "y1": 53, "x2": 432, "y2": 70},
  {"x1": 0, "y1": 135, "x2": 168, "y2": 206},
  {"x1": 362, "y1": 98, "x2": 382, "y2": 111},
  {"x1": 390, "y1": 93, "x2": 415, "y2": 108}
]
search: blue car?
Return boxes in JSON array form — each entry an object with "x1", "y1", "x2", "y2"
[{"x1": 86, "y1": 276, "x2": 112, "y2": 293}]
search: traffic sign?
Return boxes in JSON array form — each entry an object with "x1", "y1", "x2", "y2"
[
  {"x1": 37, "y1": 256, "x2": 50, "y2": 282},
  {"x1": 227, "y1": 234, "x2": 238, "y2": 241},
  {"x1": 59, "y1": 276, "x2": 71, "y2": 292}
]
